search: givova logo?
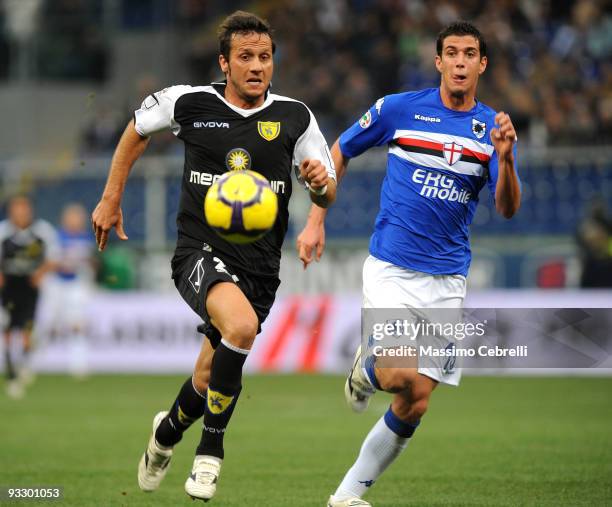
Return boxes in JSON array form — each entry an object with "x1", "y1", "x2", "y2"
[{"x1": 412, "y1": 169, "x2": 471, "y2": 204}]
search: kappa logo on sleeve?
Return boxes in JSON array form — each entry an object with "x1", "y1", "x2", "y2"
[{"x1": 375, "y1": 97, "x2": 385, "y2": 114}]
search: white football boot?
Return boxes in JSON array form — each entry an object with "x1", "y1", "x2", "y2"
[
  {"x1": 344, "y1": 345, "x2": 377, "y2": 413},
  {"x1": 185, "y1": 455, "x2": 222, "y2": 501},
  {"x1": 18, "y1": 366, "x2": 36, "y2": 386},
  {"x1": 6, "y1": 379, "x2": 25, "y2": 399},
  {"x1": 327, "y1": 495, "x2": 372, "y2": 506},
  {"x1": 137, "y1": 411, "x2": 173, "y2": 492}
]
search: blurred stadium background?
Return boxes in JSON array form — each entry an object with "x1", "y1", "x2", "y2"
[{"x1": 0, "y1": 1, "x2": 611, "y2": 505}]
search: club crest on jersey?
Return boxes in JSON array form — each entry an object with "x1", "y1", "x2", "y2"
[
  {"x1": 257, "y1": 121, "x2": 281, "y2": 141},
  {"x1": 225, "y1": 148, "x2": 251, "y2": 171},
  {"x1": 207, "y1": 389, "x2": 235, "y2": 414},
  {"x1": 472, "y1": 118, "x2": 486, "y2": 139},
  {"x1": 443, "y1": 142, "x2": 463, "y2": 165},
  {"x1": 359, "y1": 110, "x2": 372, "y2": 128}
]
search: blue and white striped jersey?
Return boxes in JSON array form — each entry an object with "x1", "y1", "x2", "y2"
[{"x1": 340, "y1": 87, "x2": 519, "y2": 276}]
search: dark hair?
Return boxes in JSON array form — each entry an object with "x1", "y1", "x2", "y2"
[
  {"x1": 436, "y1": 21, "x2": 486, "y2": 58},
  {"x1": 218, "y1": 11, "x2": 275, "y2": 61}
]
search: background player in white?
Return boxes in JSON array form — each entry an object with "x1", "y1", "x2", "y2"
[
  {"x1": 91, "y1": 11, "x2": 336, "y2": 502},
  {"x1": 297, "y1": 22, "x2": 520, "y2": 506},
  {"x1": 47, "y1": 203, "x2": 95, "y2": 378}
]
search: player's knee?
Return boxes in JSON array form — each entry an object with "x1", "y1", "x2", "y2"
[
  {"x1": 222, "y1": 318, "x2": 258, "y2": 349},
  {"x1": 382, "y1": 368, "x2": 417, "y2": 393},
  {"x1": 392, "y1": 396, "x2": 429, "y2": 424},
  {"x1": 410, "y1": 398, "x2": 429, "y2": 420}
]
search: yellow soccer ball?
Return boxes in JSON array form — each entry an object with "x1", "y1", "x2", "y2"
[{"x1": 204, "y1": 170, "x2": 279, "y2": 244}]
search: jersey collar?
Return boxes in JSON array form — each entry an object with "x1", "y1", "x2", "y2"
[
  {"x1": 210, "y1": 81, "x2": 274, "y2": 117},
  {"x1": 436, "y1": 87, "x2": 482, "y2": 114}
]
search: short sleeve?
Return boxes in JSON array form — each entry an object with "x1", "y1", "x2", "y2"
[
  {"x1": 339, "y1": 96, "x2": 395, "y2": 158},
  {"x1": 133, "y1": 85, "x2": 192, "y2": 137},
  {"x1": 0, "y1": 220, "x2": 10, "y2": 261},
  {"x1": 292, "y1": 106, "x2": 336, "y2": 184}
]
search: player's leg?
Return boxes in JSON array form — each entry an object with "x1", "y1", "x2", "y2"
[
  {"x1": 185, "y1": 281, "x2": 258, "y2": 500},
  {"x1": 345, "y1": 342, "x2": 420, "y2": 412},
  {"x1": 16, "y1": 286, "x2": 38, "y2": 385},
  {"x1": 155, "y1": 338, "x2": 213, "y2": 447},
  {"x1": 4, "y1": 326, "x2": 25, "y2": 399},
  {"x1": 65, "y1": 282, "x2": 90, "y2": 379},
  {"x1": 3, "y1": 329, "x2": 15, "y2": 380},
  {"x1": 345, "y1": 256, "x2": 419, "y2": 412},
  {"x1": 18, "y1": 326, "x2": 35, "y2": 385},
  {"x1": 329, "y1": 373, "x2": 436, "y2": 506},
  {"x1": 138, "y1": 337, "x2": 213, "y2": 492}
]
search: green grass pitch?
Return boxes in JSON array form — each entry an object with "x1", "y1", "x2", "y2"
[{"x1": 1, "y1": 375, "x2": 611, "y2": 506}]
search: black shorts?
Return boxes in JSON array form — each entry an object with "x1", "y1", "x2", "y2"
[
  {"x1": 171, "y1": 247, "x2": 280, "y2": 348},
  {"x1": 1, "y1": 278, "x2": 39, "y2": 331}
]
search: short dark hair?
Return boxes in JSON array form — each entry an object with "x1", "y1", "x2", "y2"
[
  {"x1": 436, "y1": 21, "x2": 486, "y2": 58},
  {"x1": 218, "y1": 11, "x2": 275, "y2": 61}
]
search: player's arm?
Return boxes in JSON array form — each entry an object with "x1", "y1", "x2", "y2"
[
  {"x1": 299, "y1": 159, "x2": 337, "y2": 208},
  {"x1": 92, "y1": 86, "x2": 186, "y2": 250},
  {"x1": 91, "y1": 120, "x2": 149, "y2": 250},
  {"x1": 30, "y1": 260, "x2": 57, "y2": 288},
  {"x1": 297, "y1": 139, "x2": 349, "y2": 268},
  {"x1": 490, "y1": 111, "x2": 521, "y2": 219},
  {"x1": 30, "y1": 221, "x2": 61, "y2": 287},
  {"x1": 293, "y1": 106, "x2": 337, "y2": 211},
  {"x1": 297, "y1": 97, "x2": 392, "y2": 268}
]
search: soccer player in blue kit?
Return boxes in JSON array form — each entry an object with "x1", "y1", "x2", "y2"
[{"x1": 297, "y1": 22, "x2": 521, "y2": 506}]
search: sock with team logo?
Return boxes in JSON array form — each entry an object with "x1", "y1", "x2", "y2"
[
  {"x1": 333, "y1": 407, "x2": 419, "y2": 500},
  {"x1": 196, "y1": 340, "x2": 248, "y2": 459},
  {"x1": 156, "y1": 376, "x2": 207, "y2": 447}
]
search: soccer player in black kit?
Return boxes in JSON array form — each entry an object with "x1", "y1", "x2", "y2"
[
  {"x1": 91, "y1": 11, "x2": 336, "y2": 502},
  {"x1": 1, "y1": 196, "x2": 59, "y2": 398}
]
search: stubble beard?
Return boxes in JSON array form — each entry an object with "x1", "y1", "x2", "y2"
[{"x1": 227, "y1": 67, "x2": 263, "y2": 106}]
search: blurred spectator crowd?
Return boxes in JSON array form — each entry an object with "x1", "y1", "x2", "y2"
[{"x1": 1, "y1": 0, "x2": 610, "y2": 152}]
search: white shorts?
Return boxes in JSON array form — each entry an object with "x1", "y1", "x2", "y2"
[
  {"x1": 362, "y1": 255, "x2": 466, "y2": 386},
  {"x1": 45, "y1": 278, "x2": 92, "y2": 329}
]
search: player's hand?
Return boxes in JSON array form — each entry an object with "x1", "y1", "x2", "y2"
[
  {"x1": 296, "y1": 219, "x2": 325, "y2": 270},
  {"x1": 300, "y1": 159, "x2": 329, "y2": 192},
  {"x1": 490, "y1": 111, "x2": 517, "y2": 159},
  {"x1": 91, "y1": 198, "x2": 128, "y2": 251},
  {"x1": 30, "y1": 270, "x2": 44, "y2": 288}
]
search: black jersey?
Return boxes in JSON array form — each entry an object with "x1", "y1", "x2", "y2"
[
  {"x1": 134, "y1": 82, "x2": 335, "y2": 277},
  {"x1": 0, "y1": 219, "x2": 59, "y2": 282}
]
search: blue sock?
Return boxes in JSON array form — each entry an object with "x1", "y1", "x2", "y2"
[
  {"x1": 364, "y1": 354, "x2": 382, "y2": 390},
  {"x1": 383, "y1": 406, "x2": 420, "y2": 438}
]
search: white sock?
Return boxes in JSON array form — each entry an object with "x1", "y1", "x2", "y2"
[
  {"x1": 69, "y1": 334, "x2": 89, "y2": 377},
  {"x1": 333, "y1": 408, "x2": 418, "y2": 500}
]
